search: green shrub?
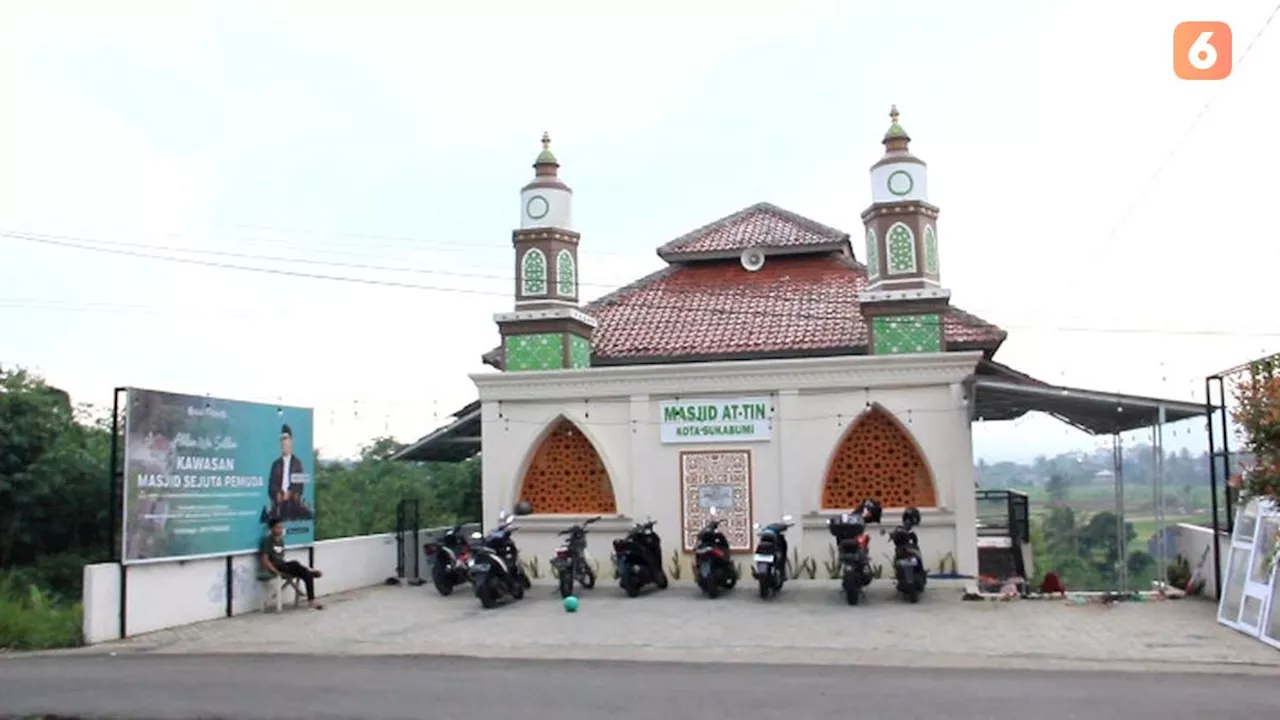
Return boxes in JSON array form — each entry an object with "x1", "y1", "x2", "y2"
[{"x1": 0, "y1": 573, "x2": 83, "y2": 650}]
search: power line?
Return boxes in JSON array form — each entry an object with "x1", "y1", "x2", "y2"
[
  {"x1": 1, "y1": 228, "x2": 640, "y2": 291},
  {"x1": 4, "y1": 228, "x2": 1279, "y2": 339},
  {"x1": 1052, "y1": 4, "x2": 1280, "y2": 293}
]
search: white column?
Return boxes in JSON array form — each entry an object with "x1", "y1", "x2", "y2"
[
  {"x1": 775, "y1": 390, "x2": 801, "y2": 516},
  {"x1": 627, "y1": 394, "x2": 649, "y2": 517},
  {"x1": 950, "y1": 382, "x2": 980, "y2": 577},
  {"x1": 480, "y1": 401, "x2": 505, "y2": 528}
]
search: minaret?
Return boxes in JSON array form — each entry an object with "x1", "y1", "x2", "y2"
[
  {"x1": 494, "y1": 133, "x2": 597, "y2": 371},
  {"x1": 858, "y1": 106, "x2": 951, "y2": 355}
]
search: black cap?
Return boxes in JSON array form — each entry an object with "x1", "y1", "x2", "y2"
[{"x1": 281, "y1": 424, "x2": 293, "y2": 437}]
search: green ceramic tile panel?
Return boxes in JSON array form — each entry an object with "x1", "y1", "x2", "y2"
[
  {"x1": 924, "y1": 226, "x2": 939, "y2": 275},
  {"x1": 504, "y1": 333, "x2": 564, "y2": 371},
  {"x1": 569, "y1": 334, "x2": 592, "y2": 368},
  {"x1": 872, "y1": 314, "x2": 942, "y2": 355}
]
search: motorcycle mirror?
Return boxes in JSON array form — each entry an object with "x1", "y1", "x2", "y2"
[
  {"x1": 498, "y1": 509, "x2": 509, "y2": 522},
  {"x1": 471, "y1": 531, "x2": 483, "y2": 540},
  {"x1": 752, "y1": 522, "x2": 761, "y2": 531},
  {"x1": 709, "y1": 506, "x2": 719, "y2": 517},
  {"x1": 782, "y1": 514, "x2": 793, "y2": 523}
]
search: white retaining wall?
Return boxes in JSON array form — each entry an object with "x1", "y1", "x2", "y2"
[
  {"x1": 82, "y1": 532, "x2": 400, "y2": 645},
  {"x1": 1170, "y1": 522, "x2": 1230, "y2": 600}
]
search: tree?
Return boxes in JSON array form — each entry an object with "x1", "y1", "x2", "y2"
[
  {"x1": 1045, "y1": 474, "x2": 1070, "y2": 506},
  {"x1": 0, "y1": 367, "x2": 113, "y2": 598},
  {"x1": 1232, "y1": 357, "x2": 1280, "y2": 503},
  {"x1": 313, "y1": 438, "x2": 481, "y2": 541}
]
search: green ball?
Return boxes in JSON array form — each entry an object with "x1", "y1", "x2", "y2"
[{"x1": 563, "y1": 595, "x2": 579, "y2": 612}]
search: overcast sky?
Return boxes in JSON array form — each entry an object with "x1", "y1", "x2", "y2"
[{"x1": 1, "y1": 0, "x2": 1277, "y2": 462}]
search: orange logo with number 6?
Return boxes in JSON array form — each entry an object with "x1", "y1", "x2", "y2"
[{"x1": 1174, "y1": 21, "x2": 1232, "y2": 80}]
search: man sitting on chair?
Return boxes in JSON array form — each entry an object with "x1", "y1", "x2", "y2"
[{"x1": 260, "y1": 517, "x2": 324, "y2": 611}]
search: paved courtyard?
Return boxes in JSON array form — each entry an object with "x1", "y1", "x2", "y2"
[{"x1": 66, "y1": 580, "x2": 1280, "y2": 673}]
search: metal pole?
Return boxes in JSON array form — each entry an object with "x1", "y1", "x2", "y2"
[
  {"x1": 1206, "y1": 376, "x2": 1222, "y2": 599},
  {"x1": 109, "y1": 389, "x2": 121, "y2": 562},
  {"x1": 1113, "y1": 433, "x2": 1127, "y2": 593},
  {"x1": 1218, "y1": 377, "x2": 1234, "y2": 535},
  {"x1": 1155, "y1": 404, "x2": 1168, "y2": 589}
]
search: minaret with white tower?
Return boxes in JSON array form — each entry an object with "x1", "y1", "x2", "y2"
[
  {"x1": 858, "y1": 106, "x2": 952, "y2": 354},
  {"x1": 494, "y1": 133, "x2": 597, "y2": 371}
]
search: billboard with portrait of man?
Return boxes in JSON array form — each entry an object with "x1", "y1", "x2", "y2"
[{"x1": 121, "y1": 388, "x2": 316, "y2": 564}]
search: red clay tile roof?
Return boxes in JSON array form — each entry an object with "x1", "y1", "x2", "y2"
[
  {"x1": 481, "y1": 203, "x2": 1006, "y2": 368},
  {"x1": 656, "y1": 202, "x2": 849, "y2": 261}
]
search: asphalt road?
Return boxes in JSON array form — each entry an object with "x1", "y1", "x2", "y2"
[{"x1": 0, "y1": 654, "x2": 1274, "y2": 719}]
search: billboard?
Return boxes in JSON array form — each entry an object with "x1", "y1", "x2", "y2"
[{"x1": 121, "y1": 388, "x2": 315, "y2": 564}]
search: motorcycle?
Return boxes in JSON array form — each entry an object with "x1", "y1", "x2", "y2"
[
  {"x1": 551, "y1": 515, "x2": 602, "y2": 598},
  {"x1": 612, "y1": 517, "x2": 668, "y2": 597},
  {"x1": 827, "y1": 498, "x2": 883, "y2": 606},
  {"x1": 471, "y1": 509, "x2": 532, "y2": 609},
  {"x1": 751, "y1": 514, "x2": 794, "y2": 599},
  {"x1": 423, "y1": 522, "x2": 475, "y2": 596},
  {"x1": 694, "y1": 507, "x2": 738, "y2": 598},
  {"x1": 887, "y1": 507, "x2": 927, "y2": 603}
]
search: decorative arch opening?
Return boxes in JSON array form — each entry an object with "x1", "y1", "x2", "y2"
[
  {"x1": 821, "y1": 404, "x2": 937, "y2": 509},
  {"x1": 865, "y1": 228, "x2": 880, "y2": 278},
  {"x1": 521, "y1": 248, "x2": 547, "y2": 296},
  {"x1": 555, "y1": 249, "x2": 577, "y2": 297},
  {"x1": 923, "y1": 225, "x2": 939, "y2": 275},
  {"x1": 886, "y1": 222, "x2": 917, "y2": 275},
  {"x1": 516, "y1": 417, "x2": 617, "y2": 514}
]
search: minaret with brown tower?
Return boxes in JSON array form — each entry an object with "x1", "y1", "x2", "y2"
[
  {"x1": 493, "y1": 133, "x2": 597, "y2": 371},
  {"x1": 858, "y1": 106, "x2": 951, "y2": 355}
]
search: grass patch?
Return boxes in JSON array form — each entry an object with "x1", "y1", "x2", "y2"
[{"x1": 0, "y1": 573, "x2": 83, "y2": 651}]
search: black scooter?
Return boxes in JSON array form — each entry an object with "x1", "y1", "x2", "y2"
[
  {"x1": 551, "y1": 515, "x2": 601, "y2": 598},
  {"x1": 828, "y1": 499, "x2": 882, "y2": 606},
  {"x1": 887, "y1": 507, "x2": 926, "y2": 603},
  {"x1": 751, "y1": 514, "x2": 794, "y2": 599},
  {"x1": 424, "y1": 522, "x2": 474, "y2": 596},
  {"x1": 694, "y1": 507, "x2": 738, "y2": 598},
  {"x1": 613, "y1": 518, "x2": 668, "y2": 597},
  {"x1": 471, "y1": 509, "x2": 531, "y2": 609}
]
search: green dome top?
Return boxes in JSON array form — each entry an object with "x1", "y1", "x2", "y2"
[
  {"x1": 883, "y1": 104, "x2": 909, "y2": 141},
  {"x1": 535, "y1": 131, "x2": 558, "y2": 165}
]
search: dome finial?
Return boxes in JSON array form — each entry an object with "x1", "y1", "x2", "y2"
[
  {"x1": 883, "y1": 104, "x2": 910, "y2": 145},
  {"x1": 534, "y1": 131, "x2": 558, "y2": 168}
]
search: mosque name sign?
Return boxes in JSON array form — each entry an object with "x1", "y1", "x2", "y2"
[{"x1": 659, "y1": 397, "x2": 773, "y2": 444}]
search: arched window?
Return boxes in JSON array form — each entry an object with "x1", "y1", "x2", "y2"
[
  {"x1": 865, "y1": 229, "x2": 880, "y2": 279},
  {"x1": 521, "y1": 248, "x2": 547, "y2": 296},
  {"x1": 556, "y1": 249, "x2": 577, "y2": 297},
  {"x1": 886, "y1": 223, "x2": 917, "y2": 274},
  {"x1": 924, "y1": 226, "x2": 939, "y2": 275}
]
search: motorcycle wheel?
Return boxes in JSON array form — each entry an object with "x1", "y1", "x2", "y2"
[
  {"x1": 558, "y1": 568, "x2": 575, "y2": 598},
  {"x1": 706, "y1": 571, "x2": 723, "y2": 599},
  {"x1": 758, "y1": 576, "x2": 772, "y2": 599},
  {"x1": 843, "y1": 573, "x2": 862, "y2": 606},
  {"x1": 655, "y1": 569, "x2": 669, "y2": 589},
  {"x1": 510, "y1": 578, "x2": 525, "y2": 600},
  {"x1": 623, "y1": 574, "x2": 641, "y2": 598},
  {"x1": 431, "y1": 562, "x2": 454, "y2": 597},
  {"x1": 579, "y1": 563, "x2": 597, "y2": 590},
  {"x1": 520, "y1": 570, "x2": 532, "y2": 589},
  {"x1": 478, "y1": 579, "x2": 499, "y2": 609},
  {"x1": 905, "y1": 587, "x2": 920, "y2": 603}
]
